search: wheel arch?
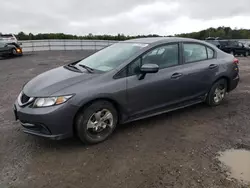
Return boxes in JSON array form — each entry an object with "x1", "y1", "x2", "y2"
[
  {"x1": 72, "y1": 97, "x2": 126, "y2": 135},
  {"x1": 212, "y1": 76, "x2": 230, "y2": 92}
]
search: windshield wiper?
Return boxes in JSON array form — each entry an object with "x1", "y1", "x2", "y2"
[
  {"x1": 64, "y1": 63, "x2": 82, "y2": 73},
  {"x1": 78, "y1": 64, "x2": 94, "y2": 73}
]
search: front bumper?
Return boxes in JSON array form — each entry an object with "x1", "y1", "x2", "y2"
[{"x1": 14, "y1": 100, "x2": 79, "y2": 140}]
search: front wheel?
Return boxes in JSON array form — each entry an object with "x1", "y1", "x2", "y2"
[
  {"x1": 76, "y1": 100, "x2": 118, "y2": 144},
  {"x1": 206, "y1": 79, "x2": 227, "y2": 106},
  {"x1": 12, "y1": 48, "x2": 17, "y2": 56}
]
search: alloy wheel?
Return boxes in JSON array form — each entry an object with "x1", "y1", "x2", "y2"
[
  {"x1": 213, "y1": 85, "x2": 226, "y2": 103},
  {"x1": 86, "y1": 109, "x2": 114, "y2": 137}
]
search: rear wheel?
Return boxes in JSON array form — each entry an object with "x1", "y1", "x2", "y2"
[
  {"x1": 76, "y1": 100, "x2": 118, "y2": 144},
  {"x1": 206, "y1": 79, "x2": 227, "y2": 106}
]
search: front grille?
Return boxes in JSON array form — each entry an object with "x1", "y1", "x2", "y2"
[{"x1": 21, "y1": 93, "x2": 30, "y2": 104}]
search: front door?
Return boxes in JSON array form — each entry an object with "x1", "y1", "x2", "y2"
[{"x1": 126, "y1": 43, "x2": 184, "y2": 116}]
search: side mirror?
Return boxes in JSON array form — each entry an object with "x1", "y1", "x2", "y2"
[{"x1": 138, "y1": 64, "x2": 159, "y2": 80}]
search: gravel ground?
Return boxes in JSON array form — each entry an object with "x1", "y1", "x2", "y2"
[{"x1": 0, "y1": 51, "x2": 250, "y2": 188}]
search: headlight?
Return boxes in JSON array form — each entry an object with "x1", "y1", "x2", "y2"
[{"x1": 33, "y1": 95, "x2": 73, "y2": 108}]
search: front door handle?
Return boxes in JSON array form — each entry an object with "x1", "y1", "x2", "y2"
[
  {"x1": 171, "y1": 73, "x2": 183, "y2": 79},
  {"x1": 209, "y1": 64, "x2": 218, "y2": 69}
]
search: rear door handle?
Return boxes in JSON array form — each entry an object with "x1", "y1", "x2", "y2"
[
  {"x1": 171, "y1": 73, "x2": 183, "y2": 79},
  {"x1": 209, "y1": 64, "x2": 218, "y2": 69}
]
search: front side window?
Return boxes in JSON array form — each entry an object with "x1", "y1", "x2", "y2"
[
  {"x1": 127, "y1": 43, "x2": 179, "y2": 76},
  {"x1": 183, "y1": 43, "x2": 207, "y2": 63},
  {"x1": 77, "y1": 43, "x2": 148, "y2": 72},
  {"x1": 128, "y1": 58, "x2": 141, "y2": 76},
  {"x1": 142, "y1": 44, "x2": 179, "y2": 69}
]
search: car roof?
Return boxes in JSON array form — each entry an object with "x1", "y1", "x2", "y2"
[{"x1": 123, "y1": 37, "x2": 203, "y2": 44}]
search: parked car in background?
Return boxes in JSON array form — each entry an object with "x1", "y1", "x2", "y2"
[
  {"x1": 205, "y1": 39, "x2": 221, "y2": 48},
  {"x1": 243, "y1": 43, "x2": 250, "y2": 54},
  {"x1": 0, "y1": 40, "x2": 23, "y2": 57},
  {"x1": 224, "y1": 41, "x2": 249, "y2": 56},
  {"x1": 0, "y1": 34, "x2": 18, "y2": 44},
  {"x1": 14, "y1": 37, "x2": 239, "y2": 144},
  {"x1": 205, "y1": 39, "x2": 228, "y2": 49},
  {"x1": 205, "y1": 39, "x2": 248, "y2": 57}
]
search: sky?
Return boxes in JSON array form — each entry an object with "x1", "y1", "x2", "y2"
[{"x1": 1, "y1": 0, "x2": 250, "y2": 36}]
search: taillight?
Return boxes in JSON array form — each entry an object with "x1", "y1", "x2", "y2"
[{"x1": 233, "y1": 58, "x2": 239, "y2": 64}]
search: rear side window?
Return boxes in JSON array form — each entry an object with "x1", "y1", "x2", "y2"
[
  {"x1": 183, "y1": 43, "x2": 215, "y2": 63},
  {"x1": 184, "y1": 43, "x2": 207, "y2": 63},
  {"x1": 207, "y1": 48, "x2": 214, "y2": 59}
]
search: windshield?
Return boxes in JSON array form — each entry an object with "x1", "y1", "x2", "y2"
[{"x1": 77, "y1": 42, "x2": 148, "y2": 72}]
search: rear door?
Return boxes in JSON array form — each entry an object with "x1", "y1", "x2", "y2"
[{"x1": 179, "y1": 42, "x2": 218, "y2": 100}]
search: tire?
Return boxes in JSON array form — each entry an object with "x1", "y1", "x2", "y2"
[
  {"x1": 12, "y1": 48, "x2": 17, "y2": 56},
  {"x1": 206, "y1": 79, "x2": 227, "y2": 106},
  {"x1": 76, "y1": 100, "x2": 118, "y2": 144}
]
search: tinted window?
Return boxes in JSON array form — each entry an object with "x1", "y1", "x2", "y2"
[
  {"x1": 207, "y1": 48, "x2": 214, "y2": 59},
  {"x1": 219, "y1": 40, "x2": 229, "y2": 47},
  {"x1": 239, "y1": 42, "x2": 244, "y2": 47},
  {"x1": 184, "y1": 43, "x2": 207, "y2": 63},
  {"x1": 128, "y1": 58, "x2": 141, "y2": 76},
  {"x1": 114, "y1": 68, "x2": 127, "y2": 79},
  {"x1": 228, "y1": 41, "x2": 238, "y2": 46},
  {"x1": 142, "y1": 44, "x2": 179, "y2": 69}
]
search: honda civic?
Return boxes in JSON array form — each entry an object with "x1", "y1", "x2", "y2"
[{"x1": 14, "y1": 37, "x2": 239, "y2": 144}]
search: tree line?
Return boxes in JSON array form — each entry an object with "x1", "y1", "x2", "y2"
[
  {"x1": 176, "y1": 27, "x2": 250, "y2": 40},
  {"x1": 16, "y1": 32, "x2": 161, "y2": 41},
  {"x1": 13, "y1": 27, "x2": 250, "y2": 41}
]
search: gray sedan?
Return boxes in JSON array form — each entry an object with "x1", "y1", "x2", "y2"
[{"x1": 14, "y1": 37, "x2": 239, "y2": 144}]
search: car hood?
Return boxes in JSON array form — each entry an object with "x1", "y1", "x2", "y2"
[{"x1": 23, "y1": 66, "x2": 98, "y2": 97}]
